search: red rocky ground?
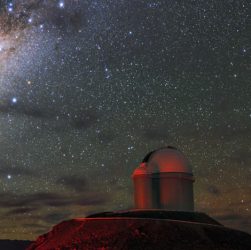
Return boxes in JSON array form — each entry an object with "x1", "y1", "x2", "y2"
[{"x1": 27, "y1": 211, "x2": 251, "y2": 250}]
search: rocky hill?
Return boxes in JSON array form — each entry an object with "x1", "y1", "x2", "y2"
[{"x1": 27, "y1": 210, "x2": 251, "y2": 250}]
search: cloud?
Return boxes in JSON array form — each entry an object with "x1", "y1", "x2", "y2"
[
  {"x1": 22, "y1": 223, "x2": 50, "y2": 235},
  {"x1": 22, "y1": 108, "x2": 47, "y2": 119},
  {"x1": 56, "y1": 176, "x2": 88, "y2": 192},
  {"x1": 0, "y1": 192, "x2": 61, "y2": 208},
  {"x1": 228, "y1": 149, "x2": 251, "y2": 165},
  {"x1": 0, "y1": 191, "x2": 109, "y2": 209},
  {"x1": 75, "y1": 194, "x2": 109, "y2": 206},
  {"x1": 0, "y1": 102, "x2": 11, "y2": 113},
  {"x1": 71, "y1": 111, "x2": 99, "y2": 130},
  {"x1": 143, "y1": 128, "x2": 173, "y2": 141},
  {"x1": 46, "y1": 8, "x2": 85, "y2": 33},
  {"x1": 0, "y1": 159, "x2": 35, "y2": 178},
  {"x1": 206, "y1": 185, "x2": 221, "y2": 196},
  {"x1": 97, "y1": 132, "x2": 116, "y2": 144},
  {"x1": 0, "y1": 165, "x2": 35, "y2": 177},
  {"x1": 214, "y1": 213, "x2": 244, "y2": 222},
  {"x1": 209, "y1": 126, "x2": 251, "y2": 140},
  {"x1": 0, "y1": 101, "x2": 47, "y2": 119},
  {"x1": 42, "y1": 211, "x2": 72, "y2": 224},
  {"x1": 0, "y1": 100, "x2": 100, "y2": 131},
  {"x1": 228, "y1": 199, "x2": 251, "y2": 208},
  {"x1": 5, "y1": 207, "x2": 37, "y2": 216},
  {"x1": 22, "y1": 223, "x2": 48, "y2": 229},
  {"x1": 214, "y1": 212, "x2": 251, "y2": 232}
]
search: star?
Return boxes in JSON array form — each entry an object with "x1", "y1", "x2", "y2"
[
  {"x1": 11, "y1": 97, "x2": 17, "y2": 104},
  {"x1": 59, "y1": 1, "x2": 65, "y2": 8},
  {"x1": 8, "y1": 7, "x2": 13, "y2": 12}
]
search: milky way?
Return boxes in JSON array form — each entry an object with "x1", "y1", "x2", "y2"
[{"x1": 0, "y1": 0, "x2": 250, "y2": 240}]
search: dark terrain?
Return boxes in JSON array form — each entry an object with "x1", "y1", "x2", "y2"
[
  {"x1": 0, "y1": 240, "x2": 32, "y2": 250},
  {"x1": 27, "y1": 210, "x2": 251, "y2": 250}
]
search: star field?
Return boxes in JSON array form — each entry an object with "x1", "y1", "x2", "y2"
[{"x1": 0, "y1": 0, "x2": 250, "y2": 240}]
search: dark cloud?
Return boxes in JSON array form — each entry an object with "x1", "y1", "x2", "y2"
[
  {"x1": 76, "y1": 194, "x2": 108, "y2": 206},
  {"x1": 56, "y1": 176, "x2": 88, "y2": 192},
  {"x1": 214, "y1": 212, "x2": 251, "y2": 232},
  {"x1": 46, "y1": 8, "x2": 85, "y2": 32},
  {"x1": 0, "y1": 102, "x2": 12, "y2": 113},
  {"x1": 174, "y1": 121, "x2": 251, "y2": 141},
  {"x1": 22, "y1": 108, "x2": 46, "y2": 119},
  {"x1": 143, "y1": 128, "x2": 173, "y2": 141},
  {"x1": 0, "y1": 101, "x2": 47, "y2": 119},
  {"x1": 199, "y1": 205, "x2": 251, "y2": 235},
  {"x1": 209, "y1": 126, "x2": 251, "y2": 140},
  {"x1": 71, "y1": 111, "x2": 99, "y2": 130},
  {"x1": 229, "y1": 199, "x2": 251, "y2": 208},
  {"x1": 42, "y1": 211, "x2": 72, "y2": 224},
  {"x1": 0, "y1": 165, "x2": 34, "y2": 177},
  {"x1": 97, "y1": 132, "x2": 116, "y2": 144},
  {"x1": 34, "y1": 229, "x2": 49, "y2": 235},
  {"x1": 22, "y1": 223, "x2": 49, "y2": 235},
  {"x1": 22, "y1": 223, "x2": 49, "y2": 231},
  {"x1": 5, "y1": 207, "x2": 37, "y2": 216},
  {"x1": 228, "y1": 149, "x2": 251, "y2": 165},
  {"x1": 206, "y1": 185, "x2": 221, "y2": 196},
  {"x1": 0, "y1": 192, "x2": 62, "y2": 208},
  {"x1": 0, "y1": 191, "x2": 109, "y2": 209},
  {"x1": 215, "y1": 213, "x2": 245, "y2": 222},
  {"x1": 0, "y1": 159, "x2": 35, "y2": 178},
  {"x1": 0, "y1": 101, "x2": 99, "y2": 131},
  {"x1": 22, "y1": 223, "x2": 48, "y2": 229}
]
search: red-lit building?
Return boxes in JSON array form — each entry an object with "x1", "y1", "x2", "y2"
[{"x1": 132, "y1": 146, "x2": 194, "y2": 211}]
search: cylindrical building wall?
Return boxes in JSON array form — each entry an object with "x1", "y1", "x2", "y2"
[
  {"x1": 133, "y1": 174, "x2": 152, "y2": 209},
  {"x1": 158, "y1": 173, "x2": 194, "y2": 211}
]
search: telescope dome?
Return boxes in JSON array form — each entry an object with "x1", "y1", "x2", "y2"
[{"x1": 141, "y1": 146, "x2": 192, "y2": 174}]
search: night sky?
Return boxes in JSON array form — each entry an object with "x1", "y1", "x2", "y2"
[{"x1": 0, "y1": 0, "x2": 250, "y2": 240}]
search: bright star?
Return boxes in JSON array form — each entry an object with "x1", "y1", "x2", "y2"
[
  {"x1": 11, "y1": 97, "x2": 17, "y2": 103},
  {"x1": 59, "y1": 1, "x2": 64, "y2": 8}
]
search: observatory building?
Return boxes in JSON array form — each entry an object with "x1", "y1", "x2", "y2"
[{"x1": 132, "y1": 146, "x2": 194, "y2": 211}]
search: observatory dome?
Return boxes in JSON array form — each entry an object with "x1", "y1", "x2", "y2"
[{"x1": 140, "y1": 146, "x2": 192, "y2": 174}]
